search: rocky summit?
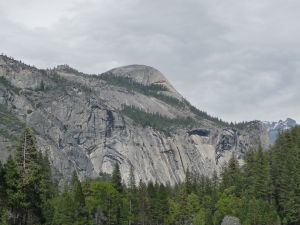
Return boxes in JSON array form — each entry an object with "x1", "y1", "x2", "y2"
[
  {"x1": 263, "y1": 118, "x2": 297, "y2": 145},
  {"x1": 0, "y1": 55, "x2": 273, "y2": 184}
]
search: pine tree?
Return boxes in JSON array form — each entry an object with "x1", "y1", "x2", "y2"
[
  {"x1": 4, "y1": 156, "x2": 23, "y2": 224},
  {"x1": 271, "y1": 127, "x2": 300, "y2": 224},
  {"x1": 157, "y1": 184, "x2": 169, "y2": 224},
  {"x1": 111, "y1": 163, "x2": 124, "y2": 224},
  {"x1": 137, "y1": 180, "x2": 148, "y2": 225},
  {"x1": 71, "y1": 171, "x2": 85, "y2": 208},
  {"x1": 254, "y1": 146, "x2": 271, "y2": 201},
  {"x1": 128, "y1": 165, "x2": 136, "y2": 191},
  {"x1": 70, "y1": 171, "x2": 87, "y2": 224},
  {"x1": 211, "y1": 171, "x2": 219, "y2": 188},
  {"x1": 15, "y1": 128, "x2": 39, "y2": 175},
  {"x1": 178, "y1": 186, "x2": 189, "y2": 225},
  {"x1": 185, "y1": 168, "x2": 193, "y2": 195},
  {"x1": 128, "y1": 166, "x2": 138, "y2": 225},
  {"x1": 147, "y1": 181, "x2": 159, "y2": 224},
  {"x1": 51, "y1": 191, "x2": 76, "y2": 225},
  {"x1": 220, "y1": 154, "x2": 242, "y2": 195},
  {"x1": 38, "y1": 151, "x2": 57, "y2": 224},
  {"x1": 111, "y1": 163, "x2": 123, "y2": 193},
  {"x1": 243, "y1": 148, "x2": 256, "y2": 198},
  {"x1": 14, "y1": 129, "x2": 44, "y2": 224},
  {"x1": 0, "y1": 161, "x2": 6, "y2": 209}
]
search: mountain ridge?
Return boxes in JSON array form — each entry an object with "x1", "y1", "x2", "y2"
[
  {"x1": 0, "y1": 54, "x2": 277, "y2": 185},
  {"x1": 263, "y1": 118, "x2": 297, "y2": 144}
]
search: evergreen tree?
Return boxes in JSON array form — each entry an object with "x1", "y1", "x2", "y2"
[
  {"x1": 111, "y1": 163, "x2": 123, "y2": 194},
  {"x1": 71, "y1": 171, "x2": 87, "y2": 224},
  {"x1": 243, "y1": 148, "x2": 257, "y2": 198},
  {"x1": 128, "y1": 166, "x2": 138, "y2": 225},
  {"x1": 157, "y1": 184, "x2": 169, "y2": 224},
  {"x1": 111, "y1": 163, "x2": 123, "y2": 224},
  {"x1": 4, "y1": 156, "x2": 23, "y2": 225},
  {"x1": 137, "y1": 180, "x2": 148, "y2": 225},
  {"x1": 254, "y1": 146, "x2": 271, "y2": 201},
  {"x1": 38, "y1": 151, "x2": 57, "y2": 224},
  {"x1": 0, "y1": 161, "x2": 6, "y2": 210},
  {"x1": 177, "y1": 186, "x2": 189, "y2": 225},
  {"x1": 51, "y1": 190, "x2": 76, "y2": 225},
  {"x1": 147, "y1": 181, "x2": 159, "y2": 224},
  {"x1": 185, "y1": 168, "x2": 193, "y2": 195},
  {"x1": 220, "y1": 154, "x2": 242, "y2": 195},
  {"x1": 271, "y1": 127, "x2": 300, "y2": 224},
  {"x1": 14, "y1": 128, "x2": 44, "y2": 224}
]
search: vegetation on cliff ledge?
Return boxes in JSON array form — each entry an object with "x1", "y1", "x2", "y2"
[{"x1": 120, "y1": 105, "x2": 195, "y2": 134}]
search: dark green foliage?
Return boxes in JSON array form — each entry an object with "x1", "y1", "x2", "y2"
[
  {"x1": 240, "y1": 199, "x2": 279, "y2": 225},
  {"x1": 137, "y1": 180, "x2": 148, "y2": 225},
  {"x1": 128, "y1": 166, "x2": 138, "y2": 225},
  {"x1": 121, "y1": 105, "x2": 195, "y2": 134},
  {"x1": 111, "y1": 163, "x2": 123, "y2": 193},
  {"x1": 71, "y1": 171, "x2": 87, "y2": 223},
  {"x1": 220, "y1": 154, "x2": 242, "y2": 194},
  {"x1": 14, "y1": 129, "x2": 51, "y2": 224},
  {"x1": 99, "y1": 171, "x2": 112, "y2": 183},
  {"x1": 270, "y1": 126, "x2": 300, "y2": 224},
  {"x1": 3, "y1": 155, "x2": 22, "y2": 212},
  {"x1": 185, "y1": 169, "x2": 193, "y2": 195},
  {"x1": 0, "y1": 128, "x2": 57, "y2": 224},
  {"x1": 51, "y1": 190, "x2": 76, "y2": 225}
]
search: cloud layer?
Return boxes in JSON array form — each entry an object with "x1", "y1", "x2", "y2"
[{"x1": 0, "y1": 0, "x2": 299, "y2": 122}]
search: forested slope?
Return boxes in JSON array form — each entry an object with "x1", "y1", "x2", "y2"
[{"x1": 0, "y1": 126, "x2": 299, "y2": 224}]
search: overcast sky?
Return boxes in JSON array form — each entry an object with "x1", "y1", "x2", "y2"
[{"x1": 0, "y1": 0, "x2": 299, "y2": 123}]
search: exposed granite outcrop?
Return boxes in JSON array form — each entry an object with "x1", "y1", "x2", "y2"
[{"x1": 0, "y1": 55, "x2": 270, "y2": 185}]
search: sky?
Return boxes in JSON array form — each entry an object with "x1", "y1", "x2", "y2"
[{"x1": 0, "y1": 0, "x2": 299, "y2": 123}]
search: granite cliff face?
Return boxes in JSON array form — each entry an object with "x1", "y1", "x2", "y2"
[{"x1": 0, "y1": 55, "x2": 270, "y2": 185}]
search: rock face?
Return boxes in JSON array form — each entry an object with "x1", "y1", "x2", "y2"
[
  {"x1": 221, "y1": 216, "x2": 241, "y2": 225},
  {"x1": 0, "y1": 55, "x2": 270, "y2": 184},
  {"x1": 263, "y1": 118, "x2": 297, "y2": 145}
]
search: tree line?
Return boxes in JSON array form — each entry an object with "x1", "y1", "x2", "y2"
[
  {"x1": 120, "y1": 105, "x2": 195, "y2": 135},
  {"x1": 0, "y1": 126, "x2": 299, "y2": 224}
]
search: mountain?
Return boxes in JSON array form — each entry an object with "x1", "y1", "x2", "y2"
[
  {"x1": 262, "y1": 118, "x2": 297, "y2": 145},
  {"x1": 0, "y1": 55, "x2": 270, "y2": 184}
]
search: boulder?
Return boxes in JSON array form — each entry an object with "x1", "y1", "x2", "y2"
[{"x1": 221, "y1": 216, "x2": 241, "y2": 225}]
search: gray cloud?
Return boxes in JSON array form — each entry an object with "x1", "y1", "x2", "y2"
[{"x1": 0, "y1": 0, "x2": 299, "y2": 122}]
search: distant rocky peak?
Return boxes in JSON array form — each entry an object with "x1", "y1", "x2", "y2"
[
  {"x1": 285, "y1": 118, "x2": 297, "y2": 127},
  {"x1": 54, "y1": 64, "x2": 81, "y2": 75},
  {"x1": 107, "y1": 65, "x2": 183, "y2": 100},
  {"x1": 263, "y1": 118, "x2": 297, "y2": 145},
  {"x1": 0, "y1": 54, "x2": 35, "y2": 70},
  {"x1": 264, "y1": 118, "x2": 297, "y2": 131},
  {"x1": 0, "y1": 54, "x2": 14, "y2": 62}
]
